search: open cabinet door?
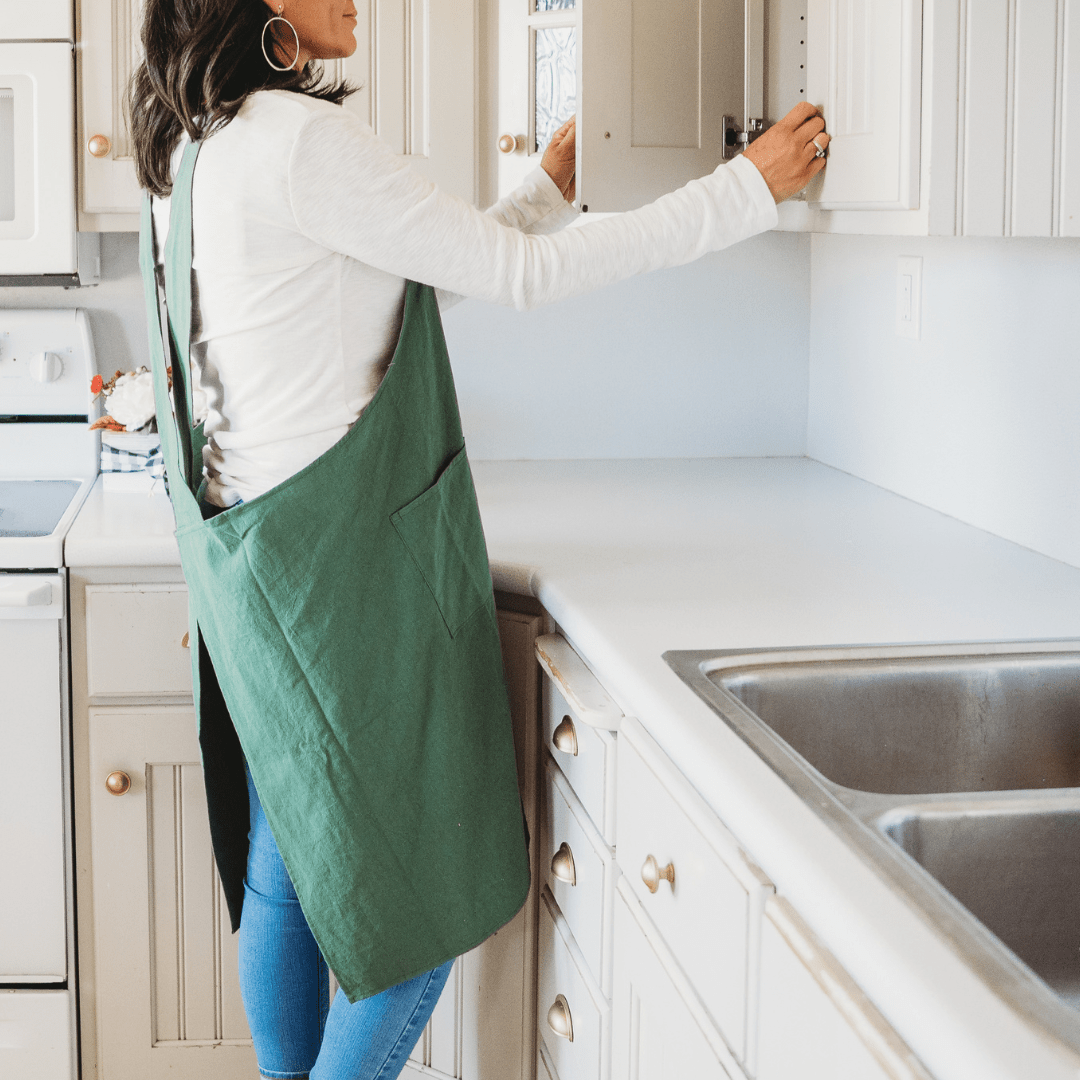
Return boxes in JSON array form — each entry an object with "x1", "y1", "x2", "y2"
[
  {"x1": 804, "y1": 0, "x2": 922, "y2": 210},
  {"x1": 579, "y1": 0, "x2": 748, "y2": 211}
]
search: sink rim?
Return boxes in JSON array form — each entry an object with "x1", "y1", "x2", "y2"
[{"x1": 664, "y1": 638, "x2": 1080, "y2": 1058}]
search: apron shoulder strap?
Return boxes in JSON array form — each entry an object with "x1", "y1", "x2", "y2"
[{"x1": 139, "y1": 139, "x2": 204, "y2": 530}]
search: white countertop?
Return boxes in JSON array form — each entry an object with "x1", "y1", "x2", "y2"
[{"x1": 66, "y1": 459, "x2": 1080, "y2": 1079}]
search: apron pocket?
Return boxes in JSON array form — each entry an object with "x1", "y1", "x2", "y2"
[{"x1": 391, "y1": 447, "x2": 492, "y2": 638}]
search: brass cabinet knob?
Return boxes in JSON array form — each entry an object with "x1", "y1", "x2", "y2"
[
  {"x1": 105, "y1": 771, "x2": 131, "y2": 796},
  {"x1": 552, "y1": 715, "x2": 578, "y2": 757},
  {"x1": 181, "y1": 631, "x2": 190, "y2": 649},
  {"x1": 641, "y1": 853, "x2": 675, "y2": 894},
  {"x1": 546, "y1": 994, "x2": 573, "y2": 1041},
  {"x1": 88, "y1": 134, "x2": 112, "y2": 158},
  {"x1": 551, "y1": 842, "x2": 576, "y2": 886},
  {"x1": 497, "y1": 133, "x2": 520, "y2": 154}
]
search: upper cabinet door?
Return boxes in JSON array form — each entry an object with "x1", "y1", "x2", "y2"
[
  {"x1": 77, "y1": 0, "x2": 477, "y2": 231},
  {"x1": 328, "y1": 0, "x2": 477, "y2": 204},
  {"x1": 580, "y1": 0, "x2": 746, "y2": 211},
  {"x1": 804, "y1": 0, "x2": 922, "y2": 210},
  {"x1": 78, "y1": 0, "x2": 145, "y2": 228},
  {"x1": 497, "y1": 0, "x2": 753, "y2": 212}
]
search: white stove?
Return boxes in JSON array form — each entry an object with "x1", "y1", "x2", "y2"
[{"x1": 0, "y1": 309, "x2": 98, "y2": 1080}]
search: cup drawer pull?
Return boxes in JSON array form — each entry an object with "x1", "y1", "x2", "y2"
[
  {"x1": 551, "y1": 842, "x2": 577, "y2": 886},
  {"x1": 641, "y1": 854, "x2": 675, "y2": 894},
  {"x1": 546, "y1": 994, "x2": 574, "y2": 1041},
  {"x1": 552, "y1": 715, "x2": 578, "y2": 756}
]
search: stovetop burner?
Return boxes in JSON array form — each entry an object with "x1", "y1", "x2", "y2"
[{"x1": 0, "y1": 479, "x2": 82, "y2": 537}]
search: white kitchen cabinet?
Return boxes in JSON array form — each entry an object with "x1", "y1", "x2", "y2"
[
  {"x1": 755, "y1": 896, "x2": 932, "y2": 1080},
  {"x1": 616, "y1": 721, "x2": 773, "y2": 1069},
  {"x1": 611, "y1": 882, "x2": 738, "y2": 1080},
  {"x1": 782, "y1": 0, "x2": 1080, "y2": 235},
  {"x1": 76, "y1": 0, "x2": 479, "y2": 231},
  {"x1": 86, "y1": 704, "x2": 256, "y2": 1080},
  {"x1": 803, "y1": 0, "x2": 922, "y2": 211},
  {"x1": 497, "y1": 0, "x2": 758, "y2": 211},
  {"x1": 534, "y1": 634, "x2": 622, "y2": 1080},
  {"x1": 72, "y1": 568, "x2": 543, "y2": 1080}
]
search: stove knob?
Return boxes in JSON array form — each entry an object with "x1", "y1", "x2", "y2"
[{"x1": 30, "y1": 352, "x2": 64, "y2": 383}]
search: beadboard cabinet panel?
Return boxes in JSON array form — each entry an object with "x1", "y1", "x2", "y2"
[
  {"x1": 87, "y1": 706, "x2": 257, "y2": 1080},
  {"x1": 955, "y1": 0, "x2": 1074, "y2": 237}
]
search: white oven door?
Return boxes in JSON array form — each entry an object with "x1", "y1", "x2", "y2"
[
  {"x1": 0, "y1": 43, "x2": 76, "y2": 276},
  {"x1": 0, "y1": 575, "x2": 67, "y2": 981}
]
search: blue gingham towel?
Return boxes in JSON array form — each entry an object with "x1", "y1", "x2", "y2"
[{"x1": 100, "y1": 444, "x2": 166, "y2": 479}]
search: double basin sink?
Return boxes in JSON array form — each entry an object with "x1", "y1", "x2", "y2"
[{"x1": 665, "y1": 642, "x2": 1080, "y2": 1051}]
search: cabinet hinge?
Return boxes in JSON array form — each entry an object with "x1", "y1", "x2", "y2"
[{"x1": 723, "y1": 116, "x2": 766, "y2": 160}]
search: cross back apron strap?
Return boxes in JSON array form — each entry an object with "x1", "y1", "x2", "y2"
[{"x1": 138, "y1": 139, "x2": 529, "y2": 1002}]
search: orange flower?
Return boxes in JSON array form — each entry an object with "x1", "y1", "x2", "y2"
[{"x1": 90, "y1": 374, "x2": 103, "y2": 395}]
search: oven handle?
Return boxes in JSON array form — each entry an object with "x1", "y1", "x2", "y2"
[{"x1": 0, "y1": 579, "x2": 55, "y2": 608}]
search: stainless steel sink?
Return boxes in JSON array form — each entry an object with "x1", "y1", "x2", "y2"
[
  {"x1": 879, "y1": 801, "x2": 1080, "y2": 1010},
  {"x1": 665, "y1": 641, "x2": 1080, "y2": 1056},
  {"x1": 718, "y1": 653, "x2": 1080, "y2": 794}
]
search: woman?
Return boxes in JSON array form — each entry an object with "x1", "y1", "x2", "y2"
[{"x1": 130, "y1": 4, "x2": 829, "y2": 1079}]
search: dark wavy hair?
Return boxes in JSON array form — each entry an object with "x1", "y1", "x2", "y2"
[{"x1": 130, "y1": 0, "x2": 356, "y2": 196}]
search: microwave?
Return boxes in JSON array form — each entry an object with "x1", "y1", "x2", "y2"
[{"x1": 0, "y1": 1, "x2": 98, "y2": 285}]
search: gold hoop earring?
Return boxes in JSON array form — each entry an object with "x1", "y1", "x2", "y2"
[{"x1": 261, "y1": 4, "x2": 301, "y2": 72}]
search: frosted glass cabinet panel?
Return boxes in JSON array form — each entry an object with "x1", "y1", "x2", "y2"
[{"x1": 535, "y1": 27, "x2": 577, "y2": 152}]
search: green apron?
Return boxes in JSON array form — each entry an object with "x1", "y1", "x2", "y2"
[{"x1": 139, "y1": 138, "x2": 530, "y2": 1002}]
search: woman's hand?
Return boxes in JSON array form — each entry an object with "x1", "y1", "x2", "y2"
[
  {"x1": 743, "y1": 103, "x2": 831, "y2": 203},
  {"x1": 541, "y1": 117, "x2": 576, "y2": 204}
]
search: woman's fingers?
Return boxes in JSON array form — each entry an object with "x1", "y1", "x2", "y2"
[
  {"x1": 742, "y1": 102, "x2": 831, "y2": 203},
  {"x1": 541, "y1": 116, "x2": 577, "y2": 202},
  {"x1": 777, "y1": 101, "x2": 821, "y2": 133}
]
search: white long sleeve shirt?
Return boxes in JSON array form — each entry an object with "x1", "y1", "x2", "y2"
[{"x1": 153, "y1": 90, "x2": 777, "y2": 507}]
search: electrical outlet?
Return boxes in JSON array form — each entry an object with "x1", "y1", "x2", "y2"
[{"x1": 896, "y1": 256, "x2": 922, "y2": 340}]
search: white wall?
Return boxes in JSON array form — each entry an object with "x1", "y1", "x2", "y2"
[
  {"x1": 807, "y1": 233, "x2": 1080, "y2": 569},
  {"x1": 0, "y1": 229, "x2": 811, "y2": 461},
  {"x1": 444, "y1": 230, "x2": 811, "y2": 458}
]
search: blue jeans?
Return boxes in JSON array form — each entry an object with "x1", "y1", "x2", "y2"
[{"x1": 239, "y1": 764, "x2": 454, "y2": 1079}]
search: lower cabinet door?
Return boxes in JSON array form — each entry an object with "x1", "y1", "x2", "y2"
[
  {"x1": 611, "y1": 884, "x2": 735, "y2": 1080},
  {"x1": 756, "y1": 897, "x2": 931, "y2": 1080},
  {"x1": 87, "y1": 707, "x2": 257, "y2": 1080}
]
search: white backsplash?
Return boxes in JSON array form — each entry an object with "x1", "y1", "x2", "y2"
[{"x1": 807, "y1": 233, "x2": 1080, "y2": 570}]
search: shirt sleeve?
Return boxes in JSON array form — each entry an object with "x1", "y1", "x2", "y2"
[
  {"x1": 485, "y1": 165, "x2": 579, "y2": 236},
  {"x1": 436, "y1": 165, "x2": 579, "y2": 312},
  {"x1": 287, "y1": 108, "x2": 777, "y2": 312}
]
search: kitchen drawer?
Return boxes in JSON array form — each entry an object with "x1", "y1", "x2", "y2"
[
  {"x1": 543, "y1": 679, "x2": 617, "y2": 845},
  {"x1": 542, "y1": 756, "x2": 615, "y2": 994},
  {"x1": 0, "y1": 989, "x2": 73, "y2": 1080},
  {"x1": 612, "y1": 881, "x2": 738, "y2": 1080},
  {"x1": 538, "y1": 887, "x2": 609, "y2": 1080},
  {"x1": 756, "y1": 897, "x2": 931, "y2": 1080},
  {"x1": 84, "y1": 584, "x2": 192, "y2": 698},
  {"x1": 616, "y1": 719, "x2": 772, "y2": 1066}
]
